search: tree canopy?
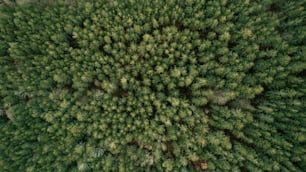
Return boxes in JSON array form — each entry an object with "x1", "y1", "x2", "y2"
[{"x1": 0, "y1": 0, "x2": 305, "y2": 171}]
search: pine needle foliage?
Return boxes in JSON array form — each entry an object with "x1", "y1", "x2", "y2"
[{"x1": 0, "y1": 0, "x2": 305, "y2": 171}]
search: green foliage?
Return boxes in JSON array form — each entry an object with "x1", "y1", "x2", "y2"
[{"x1": 0, "y1": 0, "x2": 305, "y2": 171}]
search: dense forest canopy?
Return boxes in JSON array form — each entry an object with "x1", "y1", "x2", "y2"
[{"x1": 0, "y1": 0, "x2": 305, "y2": 171}]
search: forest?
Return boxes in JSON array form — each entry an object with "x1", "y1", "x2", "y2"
[{"x1": 0, "y1": 0, "x2": 305, "y2": 171}]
